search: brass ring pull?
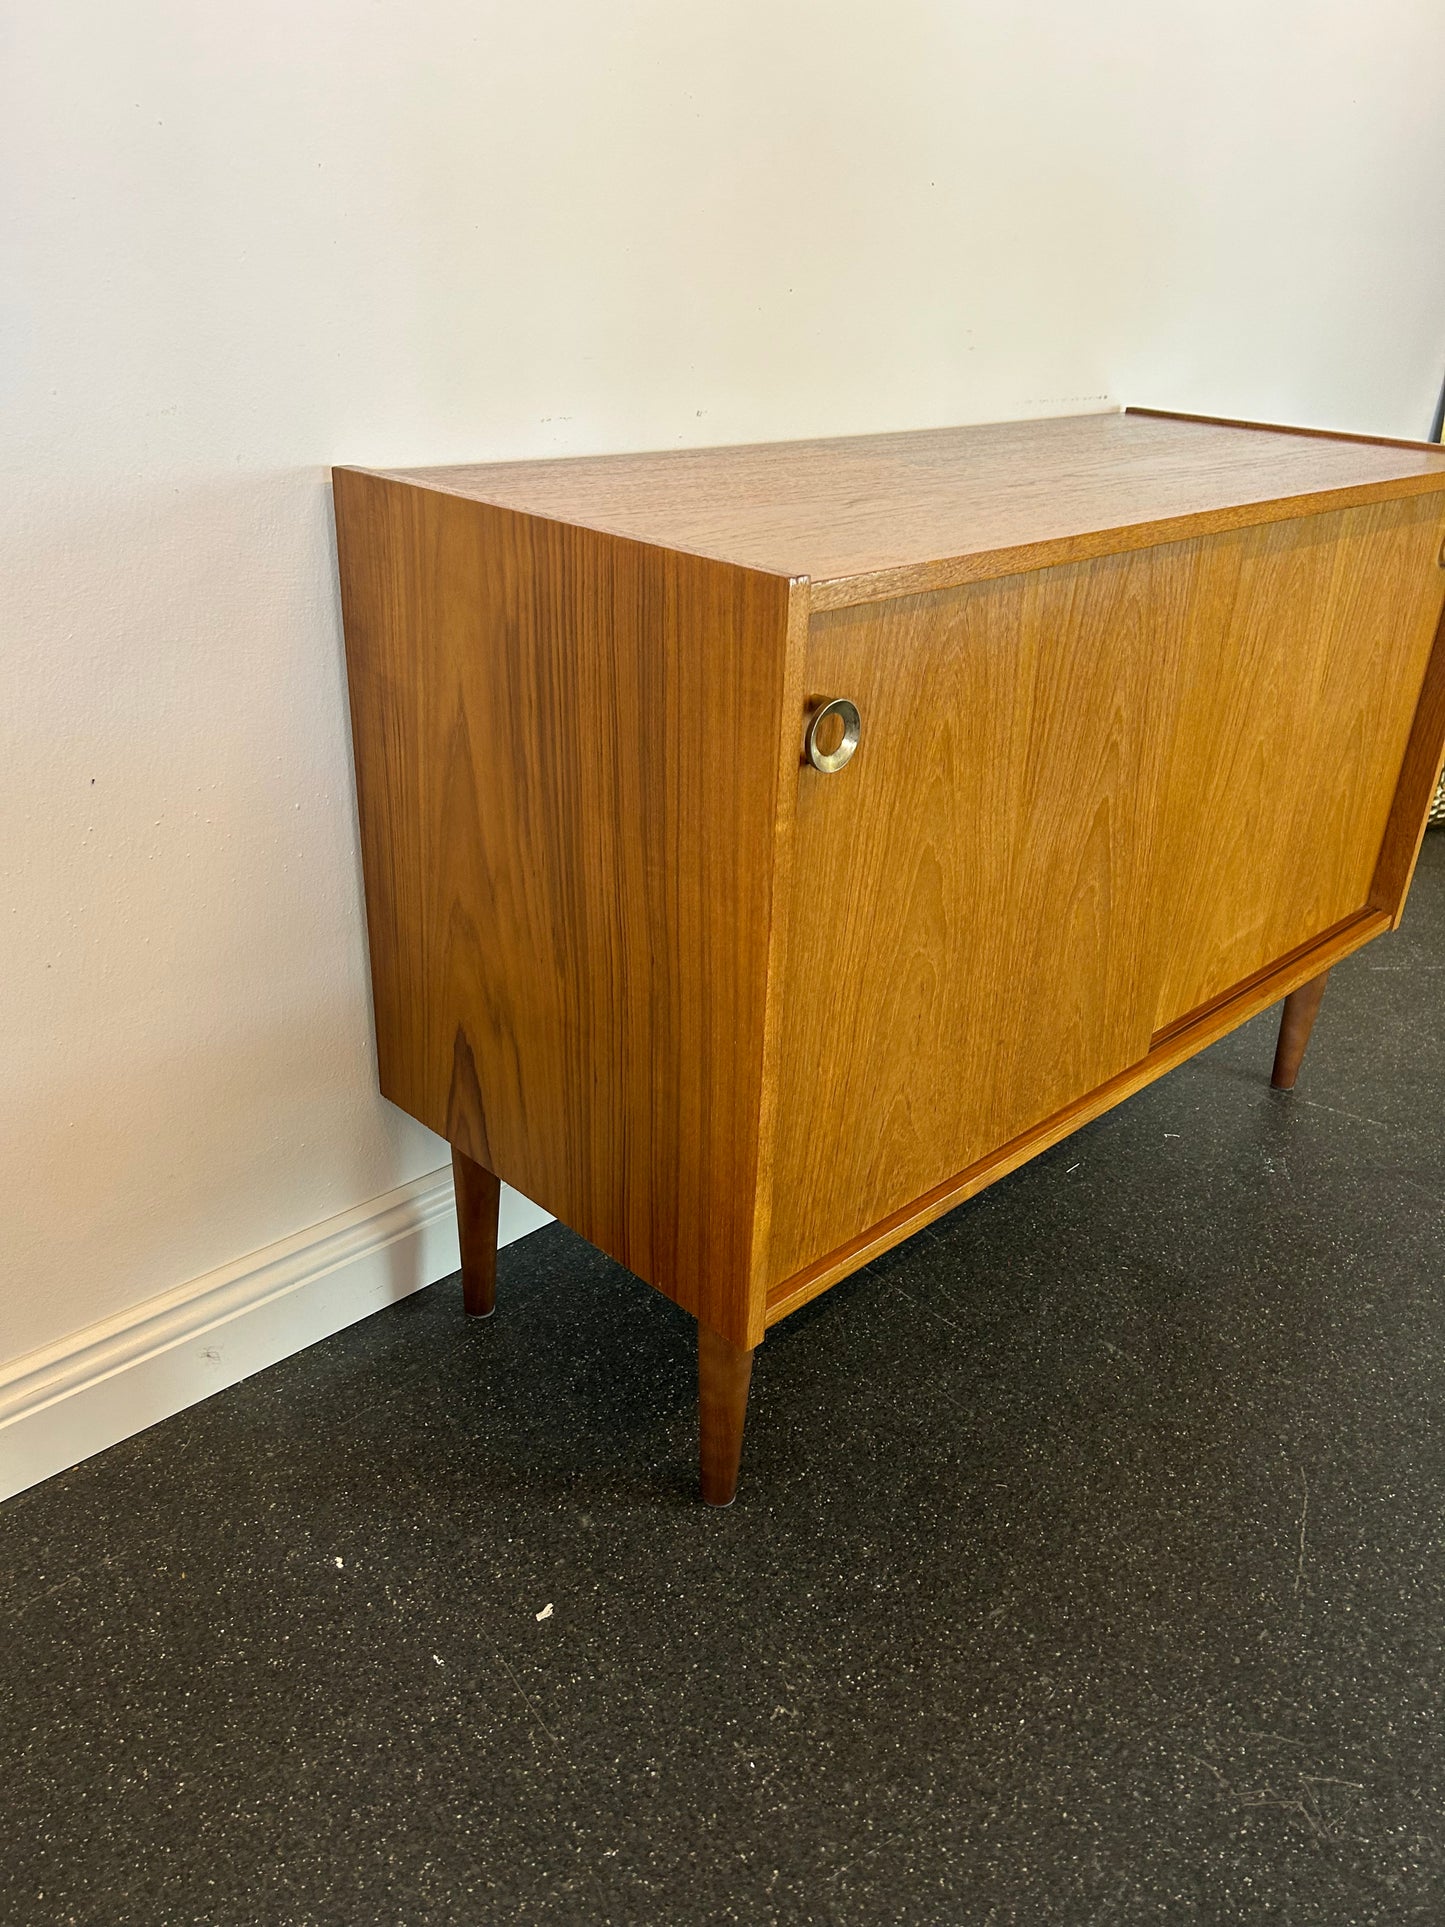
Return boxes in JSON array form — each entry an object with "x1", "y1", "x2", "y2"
[{"x1": 804, "y1": 697, "x2": 861, "y2": 774}]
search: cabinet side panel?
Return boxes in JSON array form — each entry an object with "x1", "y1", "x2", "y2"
[{"x1": 334, "y1": 471, "x2": 791, "y2": 1342}]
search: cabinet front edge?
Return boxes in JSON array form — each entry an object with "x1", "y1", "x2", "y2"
[{"x1": 741, "y1": 576, "x2": 815, "y2": 1341}]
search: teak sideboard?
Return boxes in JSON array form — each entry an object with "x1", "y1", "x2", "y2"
[{"x1": 334, "y1": 409, "x2": 1445, "y2": 1504}]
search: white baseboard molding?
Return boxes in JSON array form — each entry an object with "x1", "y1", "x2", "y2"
[{"x1": 0, "y1": 1169, "x2": 552, "y2": 1505}]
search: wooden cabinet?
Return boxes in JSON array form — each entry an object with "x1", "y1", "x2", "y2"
[{"x1": 335, "y1": 409, "x2": 1445, "y2": 1503}]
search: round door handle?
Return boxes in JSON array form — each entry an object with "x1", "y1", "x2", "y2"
[{"x1": 804, "y1": 697, "x2": 861, "y2": 774}]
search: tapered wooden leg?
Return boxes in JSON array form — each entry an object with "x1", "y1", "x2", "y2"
[
  {"x1": 698, "y1": 1324, "x2": 755, "y2": 1507},
  {"x1": 1271, "y1": 970, "x2": 1330, "y2": 1090},
  {"x1": 452, "y1": 1146, "x2": 501, "y2": 1316}
]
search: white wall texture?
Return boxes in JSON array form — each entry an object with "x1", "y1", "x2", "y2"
[{"x1": 4, "y1": 5, "x2": 1445, "y2": 1387}]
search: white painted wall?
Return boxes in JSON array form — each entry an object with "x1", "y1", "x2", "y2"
[{"x1": 4, "y1": 5, "x2": 1444, "y2": 1390}]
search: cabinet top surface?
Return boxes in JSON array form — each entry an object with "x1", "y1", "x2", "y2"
[{"x1": 355, "y1": 409, "x2": 1445, "y2": 596}]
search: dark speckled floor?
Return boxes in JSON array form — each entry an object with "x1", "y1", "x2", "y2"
[{"x1": 5, "y1": 842, "x2": 1445, "y2": 1925}]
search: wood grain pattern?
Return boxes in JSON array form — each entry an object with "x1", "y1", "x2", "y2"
[
  {"x1": 1149, "y1": 912, "x2": 1362, "y2": 1051},
  {"x1": 764, "y1": 543, "x2": 1193, "y2": 1287},
  {"x1": 1370, "y1": 584, "x2": 1445, "y2": 924},
  {"x1": 744, "y1": 581, "x2": 814, "y2": 1306},
  {"x1": 764, "y1": 495, "x2": 1445, "y2": 1291},
  {"x1": 335, "y1": 471, "x2": 794, "y2": 1346},
  {"x1": 766, "y1": 910, "x2": 1389, "y2": 1325},
  {"x1": 1145, "y1": 496, "x2": 1445, "y2": 1028},
  {"x1": 375, "y1": 412, "x2": 1445, "y2": 611}
]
